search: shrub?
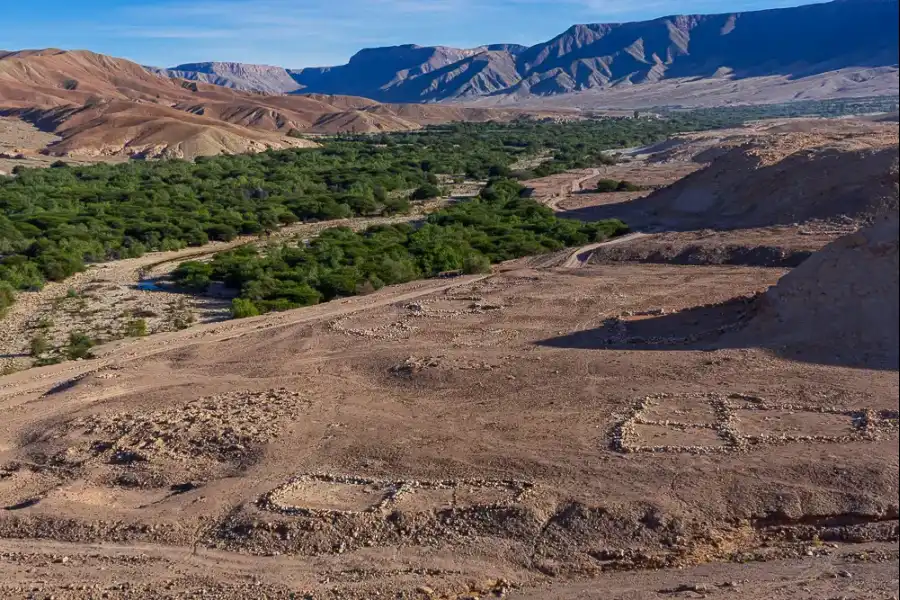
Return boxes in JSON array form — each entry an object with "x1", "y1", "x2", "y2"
[
  {"x1": 205, "y1": 224, "x2": 239, "y2": 242},
  {"x1": 461, "y1": 253, "x2": 492, "y2": 274},
  {"x1": 411, "y1": 183, "x2": 442, "y2": 201},
  {"x1": 0, "y1": 282, "x2": 14, "y2": 316},
  {"x1": 124, "y1": 318, "x2": 149, "y2": 337},
  {"x1": 168, "y1": 298, "x2": 195, "y2": 330},
  {"x1": 616, "y1": 180, "x2": 642, "y2": 192},
  {"x1": 511, "y1": 170, "x2": 537, "y2": 181},
  {"x1": 172, "y1": 261, "x2": 213, "y2": 291},
  {"x1": 595, "y1": 179, "x2": 620, "y2": 193},
  {"x1": 65, "y1": 331, "x2": 95, "y2": 360},
  {"x1": 596, "y1": 179, "x2": 642, "y2": 193},
  {"x1": 231, "y1": 298, "x2": 260, "y2": 319},
  {"x1": 29, "y1": 334, "x2": 51, "y2": 357}
]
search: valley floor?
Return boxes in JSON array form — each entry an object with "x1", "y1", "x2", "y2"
[{"x1": 0, "y1": 117, "x2": 896, "y2": 599}]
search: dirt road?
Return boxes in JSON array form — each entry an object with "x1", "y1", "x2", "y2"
[
  {"x1": 0, "y1": 198, "x2": 453, "y2": 374},
  {"x1": 559, "y1": 232, "x2": 650, "y2": 268},
  {"x1": 0, "y1": 272, "x2": 490, "y2": 401}
]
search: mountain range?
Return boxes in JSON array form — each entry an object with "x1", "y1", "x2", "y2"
[
  {"x1": 153, "y1": 0, "x2": 899, "y2": 103},
  {"x1": 0, "y1": 50, "x2": 535, "y2": 160},
  {"x1": 1, "y1": 0, "x2": 897, "y2": 162}
]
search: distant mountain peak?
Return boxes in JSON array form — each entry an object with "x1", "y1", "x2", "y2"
[{"x1": 147, "y1": 0, "x2": 898, "y2": 103}]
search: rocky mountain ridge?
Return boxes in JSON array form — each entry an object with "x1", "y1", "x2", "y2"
[{"x1": 152, "y1": 0, "x2": 899, "y2": 103}]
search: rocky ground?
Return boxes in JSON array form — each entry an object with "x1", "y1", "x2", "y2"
[
  {"x1": 0, "y1": 117, "x2": 897, "y2": 598},
  {"x1": 0, "y1": 259, "x2": 896, "y2": 598},
  {"x1": 0, "y1": 117, "x2": 128, "y2": 175},
  {"x1": 0, "y1": 196, "x2": 458, "y2": 374}
]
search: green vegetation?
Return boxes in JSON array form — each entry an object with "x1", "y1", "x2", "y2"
[
  {"x1": 124, "y1": 318, "x2": 149, "y2": 337},
  {"x1": 174, "y1": 178, "x2": 628, "y2": 316},
  {"x1": 411, "y1": 183, "x2": 443, "y2": 200},
  {"x1": 166, "y1": 299, "x2": 195, "y2": 330},
  {"x1": 0, "y1": 282, "x2": 14, "y2": 317},
  {"x1": 595, "y1": 179, "x2": 642, "y2": 193},
  {"x1": 462, "y1": 253, "x2": 492, "y2": 275},
  {"x1": 231, "y1": 298, "x2": 261, "y2": 319},
  {"x1": 29, "y1": 334, "x2": 51, "y2": 358},
  {"x1": 7, "y1": 104, "x2": 865, "y2": 311},
  {"x1": 64, "y1": 331, "x2": 95, "y2": 360}
]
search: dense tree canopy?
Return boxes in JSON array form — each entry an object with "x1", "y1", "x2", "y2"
[
  {"x1": 4, "y1": 98, "x2": 881, "y2": 307},
  {"x1": 173, "y1": 178, "x2": 628, "y2": 316}
]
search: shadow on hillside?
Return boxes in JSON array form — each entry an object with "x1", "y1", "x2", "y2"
[
  {"x1": 554, "y1": 188, "x2": 707, "y2": 232},
  {"x1": 0, "y1": 107, "x2": 73, "y2": 135},
  {"x1": 535, "y1": 298, "x2": 899, "y2": 371}
]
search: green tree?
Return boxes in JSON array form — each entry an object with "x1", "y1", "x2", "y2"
[
  {"x1": 411, "y1": 183, "x2": 442, "y2": 201},
  {"x1": 172, "y1": 262, "x2": 213, "y2": 291},
  {"x1": 231, "y1": 298, "x2": 260, "y2": 318}
]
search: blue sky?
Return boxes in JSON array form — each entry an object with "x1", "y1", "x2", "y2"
[{"x1": 3, "y1": 0, "x2": 819, "y2": 68}]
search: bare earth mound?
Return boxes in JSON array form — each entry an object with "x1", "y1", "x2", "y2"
[
  {"x1": 616, "y1": 125, "x2": 899, "y2": 231},
  {"x1": 736, "y1": 217, "x2": 900, "y2": 369}
]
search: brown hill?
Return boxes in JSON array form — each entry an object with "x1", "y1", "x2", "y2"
[
  {"x1": 736, "y1": 216, "x2": 899, "y2": 369},
  {"x1": 0, "y1": 49, "x2": 529, "y2": 159},
  {"x1": 629, "y1": 124, "x2": 899, "y2": 230}
]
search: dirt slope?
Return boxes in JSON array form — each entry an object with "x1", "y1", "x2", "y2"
[
  {"x1": 735, "y1": 216, "x2": 899, "y2": 369},
  {"x1": 0, "y1": 261, "x2": 896, "y2": 598},
  {"x1": 609, "y1": 124, "x2": 899, "y2": 230},
  {"x1": 0, "y1": 49, "x2": 533, "y2": 159}
]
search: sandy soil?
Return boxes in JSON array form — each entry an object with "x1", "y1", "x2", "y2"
[
  {"x1": 0, "y1": 117, "x2": 128, "y2": 174},
  {"x1": 0, "y1": 260, "x2": 896, "y2": 598},
  {"x1": 0, "y1": 195, "x2": 458, "y2": 374},
  {"x1": 0, "y1": 116, "x2": 896, "y2": 598},
  {"x1": 480, "y1": 67, "x2": 900, "y2": 110},
  {"x1": 588, "y1": 225, "x2": 844, "y2": 268}
]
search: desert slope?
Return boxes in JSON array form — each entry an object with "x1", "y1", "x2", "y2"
[
  {"x1": 0, "y1": 50, "x2": 531, "y2": 159},
  {"x1": 609, "y1": 123, "x2": 900, "y2": 230},
  {"x1": 736, "y1": 216, "x2": 899, "y2": 369}
]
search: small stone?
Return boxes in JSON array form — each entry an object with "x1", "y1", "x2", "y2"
[
  {"x1": 837, "y1": 570, "x2": 853, "y2": 578},
  {"x1": 416, "y1": 586, "x2": 435, "y2": 596}
]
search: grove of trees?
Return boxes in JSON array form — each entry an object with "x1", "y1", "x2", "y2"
[
  {"x1": 172, "y1": 178, "x2": 628, "y2": 316},
  {"x1": 4, "y1": 102, "x2": 858, "y2": 313}
]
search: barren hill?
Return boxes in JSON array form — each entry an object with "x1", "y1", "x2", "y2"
[
  {"x1": 0, "y1": 50, "x2": 531, "y2": 159},
  {"x1": 599, "y1": 122, "x2": 900, "y2": 230},
  {"x1": 146, "y1": 62, "x2": 304, "y2": 95},
  {"x1": 156, "y1": 0, "x2": 899, "y2": 105},
  {"x1": 736, "y1": 216, "x2": 899, "y2": 369}
]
